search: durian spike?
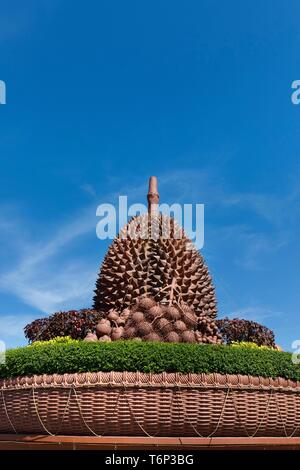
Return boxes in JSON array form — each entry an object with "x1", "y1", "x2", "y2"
[{"x1": 147, "y1": 176, "x2": 159, "y2": 213}]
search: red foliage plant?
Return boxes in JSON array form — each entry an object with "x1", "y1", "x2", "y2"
[
  {"x1": 216, "y1": 317, "x2": 275, "y2": 347},
  {"x1": 24, "y1": 309, "x2": 103, "y2": 343}
]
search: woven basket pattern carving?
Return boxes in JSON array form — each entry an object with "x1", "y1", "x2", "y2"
[{"x1": 1, "y1": 372, "x2": 300, "y2": 437}]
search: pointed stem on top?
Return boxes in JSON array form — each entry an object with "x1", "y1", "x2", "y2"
[{"x1": 147, "y1": 176, "x2": 159, "y2": 213}]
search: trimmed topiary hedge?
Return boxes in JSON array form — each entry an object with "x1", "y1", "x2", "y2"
[{"x1": 0, "y1": 340, "x2": 298, "y2": 381}]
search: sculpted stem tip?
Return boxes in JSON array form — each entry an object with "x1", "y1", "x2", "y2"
[{"x1": 147, "y1": 176, "x2": 159, "y2": 212}]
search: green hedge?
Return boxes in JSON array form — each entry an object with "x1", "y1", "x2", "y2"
[{"x1": 0, "y1": 341, "x2": 298, "y2": 381}]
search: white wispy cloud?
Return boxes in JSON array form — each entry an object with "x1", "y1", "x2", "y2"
[
  {"x1": 80, "y1": 183, "x2": 97, "y2": 197},
  {"x1": 0, "y1": 181, "x2": 148, "y2": 315},
  {"x1": 0, "y1": 314, "x2": 35, "y2": 348},
  {"x1": 235, "y1": 231, "x2": 290, "y2": 270},
  {"x1": 227, "y1": 306, "x2": 282, "y2": 323},
  {"x1": 223, "y1": 191, "x2": 299, "y2": 227},
  {"x1": 0, "y1": 205, "x2": 99, "y2": 313},
  {"x1": 158, "y1": 168, "x2": 299, "y2": 270}
]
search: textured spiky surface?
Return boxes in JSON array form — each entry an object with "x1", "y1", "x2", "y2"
[
  {"x1": 90, "y1": 296, "x2": 222, "y2": 344},
  {"x1": 93, "y1": 213, "x2": 217, "y2": 318}
]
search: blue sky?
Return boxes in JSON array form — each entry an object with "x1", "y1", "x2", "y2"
[{"x1": 0, "y1": 0, "x2": 300, "y2": 350}]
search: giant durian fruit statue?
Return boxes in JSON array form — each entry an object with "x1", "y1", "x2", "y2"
[{"x1": 92, "y1": 177, "x2": 222, "y2": 344}]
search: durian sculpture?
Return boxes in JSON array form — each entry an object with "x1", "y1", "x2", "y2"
[{"x1": 92, "y1": 177, "x2": 221, "y2": 344}]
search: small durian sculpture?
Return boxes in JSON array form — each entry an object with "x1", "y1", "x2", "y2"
[{"x1": 90, "y1": 177, "x2": 221, "y2": 344}]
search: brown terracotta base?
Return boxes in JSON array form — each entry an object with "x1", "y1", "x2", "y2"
[{"x1": 1, "y1": 371, "x2": 300, "y2": 438}]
